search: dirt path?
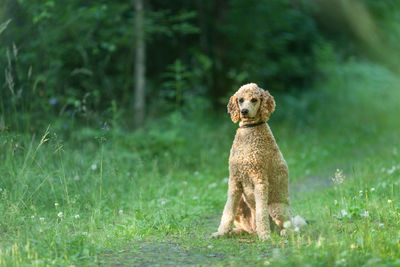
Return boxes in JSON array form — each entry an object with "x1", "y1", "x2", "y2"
[
  {"x1": 98, "y1": 240, "x2": 210, "y2": 266},
  {"x1": 97, "y1": 216, "x2": 223, "y2": 266},
  {"x1": 97, "y1": 176, "x2": 331, "y2": 266}
]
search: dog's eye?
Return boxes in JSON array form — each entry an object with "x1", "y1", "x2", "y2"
[
  {"x1": 251, "y1": 98, "x2": 257, "y2": 103},
  {"x1": 239, "y1": 98, "x2": 244, "y2": 103}
]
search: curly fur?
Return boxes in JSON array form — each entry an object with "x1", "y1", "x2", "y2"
[
  {"x1": 212, "y1": 83, "x2": 295, "y2": 240},
  {"x1": 227, "y1": 94, "x2": 240, "y2": 123},
  {"x1": 260, "y1": 89, "x2": 275, "y2": 122}
]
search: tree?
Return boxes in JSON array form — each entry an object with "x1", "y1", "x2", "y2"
[{"x1": 133, "y1": 0, "x2": 146, "y2": 128}]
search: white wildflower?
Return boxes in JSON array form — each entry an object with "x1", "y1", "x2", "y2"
[
  {"x1": 341, "y1": 209, "x2": 348, "y2": 217},
  {"x1": 118, "y1": 209, "x2": 123, "y2": 215},
  {"x1": 387, "y1": 166, "x2": 396, "y2": 175},
  {"x1": 361, "y1": 210, "x2": 369, "y2": 217},
  {"x1": 160, "y1": 199, "x2": 167, "y2": 205},
  {"x1": 378, "y1": 223, "x2": 384, "y2": 228},
  {"x1": 332, "y1": 169, "x2": 345, "y2": 184},
  {"x1": 54, "y1": 202, "x2": 59, "y2": 207},
  {"x1": 74, "y1": 214, "x2": 80, "y2": 219},
  {"x1": 207, "y1": 245, "x2": 213, "y2": 249},
  {"x1": 40, "y1": 217, "x2": 45, "y2": 222},
  {"x1": 31, "y1": 215, "x2": 35, "y2": 219},
  {"x1": 39, "y1": 229, "x2": 43, "y2": 233},
  {"x1": 336, "y1": 259, "x2": 346, "y2": 265},
  {"x1": 192, "y1": 196, "x2": 199, "y2": 200},
  {"x1": 57, "y1": 212, "x2": 63, "y2": 218},
  {"x1": 91, "y1": 164, "x2": 97, "y2": 170},
  {"x1": 82, "y1": 232, "x2": 88, "y2": 235},
  {"x1": 209, "y1": 183, "x2": 217, "y2": 188},
  {"x1": 370, "y1": 187, "x2": 375, "y2": 192},
  {"x1": 388, "y1": 199, "x2": 393, "y2": 203},
  {"x1": 359, "y1": 190, "x2": 363, "y2": 197},
  {"x1": 350, "y1": 244, "x2": 356, "y2": 249}
]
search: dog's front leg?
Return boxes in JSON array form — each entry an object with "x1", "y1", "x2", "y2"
[
  {"x1": 254, "y1": 182, "x2": 270, "y2": 240},
  {"x1": 212, "y1": 179, "x2": 241, "y2": 237}
]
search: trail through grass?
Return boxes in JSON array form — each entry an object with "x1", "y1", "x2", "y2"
[{"x1": 1, "y1": 62, "x2": 400, "y2": 266}]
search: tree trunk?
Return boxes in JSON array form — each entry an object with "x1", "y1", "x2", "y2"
[{"x1": 133, "y1": 0, "x2": 145, "y2": 128}]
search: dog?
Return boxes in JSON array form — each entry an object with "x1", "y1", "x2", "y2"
[{"x1": 212, "y1": 83, "x2": 306, "y2": 240}]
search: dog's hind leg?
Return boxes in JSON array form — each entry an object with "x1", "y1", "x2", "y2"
[
  {"x1": 268, "y1": 203, "x2": 291, "y2": 230},
  {"x1": 233, "y1": 196, "x2": 255, "y2": 234},
  {"x1": 268, "y1": 165, "x2": 291, "y2": 235}
]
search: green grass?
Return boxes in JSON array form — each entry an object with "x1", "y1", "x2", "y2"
[{"x1": 1, "y1": 61, "x2": 400, "y2": 266}]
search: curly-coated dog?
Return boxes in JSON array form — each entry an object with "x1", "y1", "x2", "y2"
[{"x1": 212, "y1": 83, "x2": 305, "y2": 240}]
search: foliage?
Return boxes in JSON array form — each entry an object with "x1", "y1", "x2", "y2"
[
  {"x1": 0, "y1": 0, "x2": 201, "y2": 131},
  {"x1": 0, "y1": 0, "x2": 335, "y2": 132},
  {"x1": 161, "y1": 59, "x2": 192, "y2": 110},
  {"x1": 219, "y1": 0, "x2": 322, "y2": 92},
  {"x1": 1, "y1": 0, "x2": 400, "y2": 265},
  {"x1": 1, "y1": 61, "x2": 400, "y2": 266}
]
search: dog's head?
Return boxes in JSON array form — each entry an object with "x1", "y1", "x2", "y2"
[{"x1": 227, "y1": 83, "x2": 275, "y2": 124}]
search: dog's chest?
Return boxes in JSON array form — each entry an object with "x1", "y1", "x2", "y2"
[{"x1": 229, "y1": 128, "x2": 276, "y2": 167}]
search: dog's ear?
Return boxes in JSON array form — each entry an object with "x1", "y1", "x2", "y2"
[
  {"x1": 260, "y1": 89, "x2": 275, "y2": 122},
  {"x1": 227, "y1": 93, "x2": 240, "y2": 123}
]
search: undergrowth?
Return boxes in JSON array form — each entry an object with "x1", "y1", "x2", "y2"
[{"x1": 1, "y1": 61, "x2": 400, "y2": 266}]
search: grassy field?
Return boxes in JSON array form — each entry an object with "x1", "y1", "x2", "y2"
[{"x1": 1, "y1": 61, "x2": 400, "y2": 266}]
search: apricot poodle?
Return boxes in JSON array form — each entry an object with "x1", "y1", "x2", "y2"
[{"x1": 212, "y1": 83, "x2": 305, "y2": 240}]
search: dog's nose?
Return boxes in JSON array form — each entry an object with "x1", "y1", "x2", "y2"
[{"x1": 241, "y1": 109, "x2": 249, "y2": 115}]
